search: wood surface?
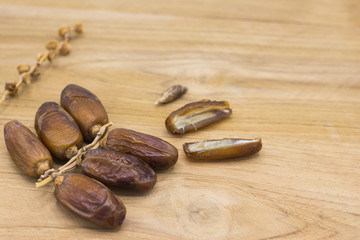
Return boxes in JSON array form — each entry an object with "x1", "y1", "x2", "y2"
[{"x1": 1, "y1": 0, "x2": 360, "y2": 239}]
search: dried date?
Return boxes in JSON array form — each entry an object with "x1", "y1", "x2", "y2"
[
  {"x1": 54, "y1": 173, "x2": 126, "y2": 229},
  {"x1": 165, "y1": 100, "x2": 232, "y2": 134},
  {"x1": 4, "y1": 120, "x2": 53, "y2": 177},
  {"x1": 35, "y1": 102, "x2": 83, "y2": 161},
  {"x1": 101, "y1": 128, "x2": 178, "y2": 171},
  {"x1": 82, "y1": 149, "x2": 157, "y2": 191},
  {"x1": 61, "y1": 84, "x2": 109, "y2": 142},
  {"x1": 183, "y1": 138, "x2": 262, "y2": 160}
]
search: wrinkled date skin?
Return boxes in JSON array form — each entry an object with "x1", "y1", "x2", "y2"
[
  {"x1": 82, "y1": 149, "x2": 156, "y2": 191},
  {"x1": 183, "y1": 138, "x2": 262, "y2": 160},
  {"x1": 54, "y1": 173, "x2": 126, "y2": 229},
  {"x1": 165, "y1": 100, "x2": 232, "y2": 134},
  {"x1": 61, "y1": 84, "x2": 109, "y2": 142},
  {"x1": 4, "y1": 120, "x2": 53, "y2": 177},
  {"x1": 35, "y1": 102, "x2": 83, "y2": 161},
  {"x1": 102, "y1": 128, "x2": 178, "y2": 171}
]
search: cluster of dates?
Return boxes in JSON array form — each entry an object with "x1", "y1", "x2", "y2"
[
  {"x1": 4, "y1": 83, "x2": 263, "y2": 230},
  {"x1": 4, "y1": 84, "x2": 178, "y2": 229}
]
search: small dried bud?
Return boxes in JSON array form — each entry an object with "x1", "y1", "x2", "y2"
[
  {"x1": 46, "y1": 40, "x2": 58, "y2": 50},
  {"x1": 36, "y1": 53, "x2": 45, "y2": 62},
  {"x1": 47, "y1": 51, "x2": 55, "y2": 62},
  {"x1": 59, "y1": 42, "x2": 71, "y2": 55},
  {"x1": 21, "y1": 73, "x2": 30, "y2": 84},
  {"x1": 74, "y1": 22, "x2": 83, "y2": 34},
  {"x1": 58, "y1": 26, "x2": 71, "y2": 38},
  {"x1": 17, "y1": 65, "x2": 30, "y2": 74},
  {"x1": 5, "y1": 82, "x2": 17, "y2": 93},
  {"x1": 30, "y1": 67, "x2": 41, "y2": 78}
]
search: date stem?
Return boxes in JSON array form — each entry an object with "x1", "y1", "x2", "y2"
[
  {"x1": 0, "y1": 23, "x2": 83, "y2": 106},
  {"x1": 35, "y1": 122, "x2": 112, "y2": 188}
]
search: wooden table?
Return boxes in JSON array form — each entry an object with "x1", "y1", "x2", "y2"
[{"x1": 1, "y1": 1, "x2": 359, "y2": 239}]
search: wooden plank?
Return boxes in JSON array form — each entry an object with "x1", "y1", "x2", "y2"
[{"x1": 0, "y1": 1, "x2": 359, "y2": 239}]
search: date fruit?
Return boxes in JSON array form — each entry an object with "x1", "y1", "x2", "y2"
[
  {"x1": 82, "y1": 149, "x2": 156, "y2": 191},
  {"x1": 165, "y1": 100, "x2": 232, "y2": 134},
  {"x1": 54, "y1": 173, "x2": 126, "y2": 229},
  {"x1": 35, "y1": 102, "x2": 83, "y2": 161},
  {"x1": 61, "y1": 84, "x2": 109, "y2": 142},
  {"x1": 183, "y1": 138, "x2": 262, "y2": 160},
  {"x1": 101, "y1": 128, "x2": 178, "y2": 171},
  {"x1": 4, "y1": 120, "x2": 53, "y2": 177}
]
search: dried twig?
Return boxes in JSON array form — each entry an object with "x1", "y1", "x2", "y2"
[{"x1": 0, "y1": 22, "x2": 84, "y2": 105}]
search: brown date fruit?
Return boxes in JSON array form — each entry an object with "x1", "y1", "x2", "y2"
[
  {"x1": 35, "y1": 102, "x2": 83, "y2": 161},
  {"x1": 54, "y1": 173, "x2": 126, "y2": 229},
  {"x1": 101, "y1": 128, "x2": 178, "y2": 171},
  {"x1": 183, "y1": 138, "x2": 262, "y2": 160},
  {"x1": 4, "y1": 120, "x2": 53, "y2": 177},
  {"x1": 61, "y1": 84, "x2": 109, "y2": 142},
  {"x1": 82, "y1": 149, "x2": 156, "y2": 191},
  {"x1": 165, "y1": 100, "x2": 232, "y2": 134}
]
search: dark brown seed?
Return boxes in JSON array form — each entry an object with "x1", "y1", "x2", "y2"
[
  {"x1": 165, "y1": 100, "x2": 232, "y2": 134},
  {"x1": 4, "y1": 120, "x2": 53, "y2": 177},
  {"x1": 82, "y1": 149, "x2": 156, "y2": 191},
  {"x1": 61, "y1": 84, "x2": 109, "y2": 142},
  {"x1": 35, "y1": 102, "x2": 83, "y2": 161},
  {"x1": 183, "y1": 138, "x2": 262, "y2": 160},
  {"x1": 155, "y1": 85, "x2": 187, "y2": 105},
  {"x1": 102, "y1": 128, "x2": 178, "y2": 171},
  {"x1": 54, "y1": 173, "x2": 126, "y2": 229}
]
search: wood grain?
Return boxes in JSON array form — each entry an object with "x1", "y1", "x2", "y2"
[{"x1": 1, "y1": 0, "x2": 360, "y2": 239}]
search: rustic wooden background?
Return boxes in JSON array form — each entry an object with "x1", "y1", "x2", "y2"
[{"x1": 0, "y1": 0, "x2": 360, "y2": 239}]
